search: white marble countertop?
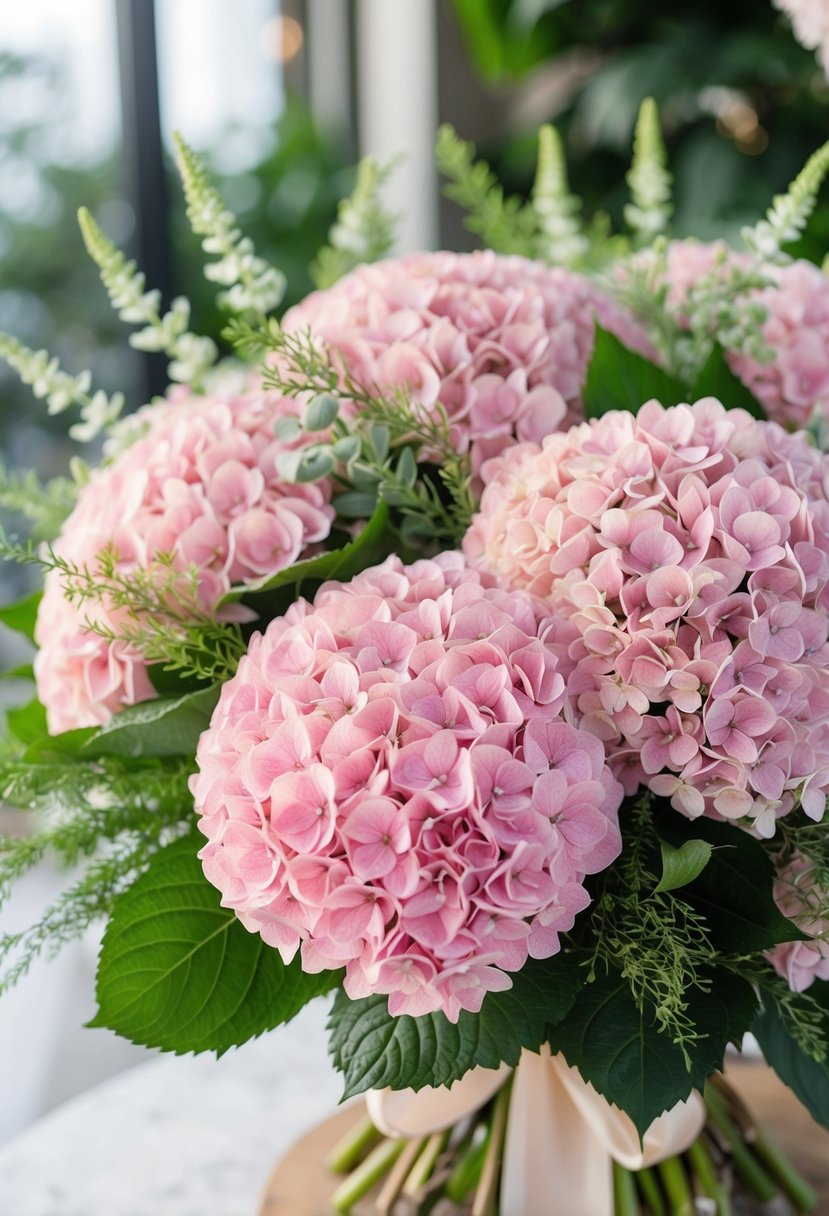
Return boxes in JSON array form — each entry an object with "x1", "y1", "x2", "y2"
[{"x1": 0, "y1": 999, "x2": 344, "y2": 1216}]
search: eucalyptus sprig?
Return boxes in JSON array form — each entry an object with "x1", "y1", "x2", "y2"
[{"x1": 259, "y1": 326, "x2": 475, "y2": 544}]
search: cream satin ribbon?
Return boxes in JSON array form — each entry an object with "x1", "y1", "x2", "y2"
[{"x1": 366, "y1": 1046, "x2": 706, "y2": 1216}]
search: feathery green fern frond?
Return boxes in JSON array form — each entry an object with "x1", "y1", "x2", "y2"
[{"x1": 435, "y1": 124, "x2": 535, "y2": 256}]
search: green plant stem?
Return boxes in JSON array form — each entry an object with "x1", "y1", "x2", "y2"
[
  {"x1": 704, "y1": 1084, "x2": 777, "y2": 1204},
  {"x1": 634, "y1": 1165, "x2": 666, "y2": 1216},
  {"x1": 329, "y1": 1136, "x2": 407, "y2": 1213},
  {"x1": 375, "y1": 1136, "x2": 427, "y2": 1215},
  {"x1": 445, "y1": 1122, "x2": 490, "y2": 1203},
  {"x1": 401, "y1": 1130, "x2": 450, "y2": 1197},
  {"x1": 686, "y1": 1135, "x2": 731, "y2": 1215},
  {"x1": 326, "y1": 1113, "x2": 383, "y2": 1174},
  {"x1": 613, "y1": 1162, "x2": 642, "y2": 1216},
  {"x1": 750, "y1": 1126, "x2": 818, "y2": 1212},
  {"x1": 656, "y1": 1156, "x2": 694, "y2": 1216},
  {"x1": 472, "y1": 1080, "x2": 512, "y2": 1216}
]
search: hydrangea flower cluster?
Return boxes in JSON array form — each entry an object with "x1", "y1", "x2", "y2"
[
  {"x1": 465, "y1": 398, "x2": 829, "y2": 837},
  {"x1": 663, "y1": 240, "x2": 829, "y2": 430},
  {"x1": 35, "y1": 386, "x2": 335, "y2": 734},
  {"x1": 769, "y1": 855, "x2": 829, "y2": 992},
  {"x1": 191, "y1": 554, "x2": 622, "y2": 1021},
  {"x1": 283, "y1": 250, "x2": 654, "y2": 477}
]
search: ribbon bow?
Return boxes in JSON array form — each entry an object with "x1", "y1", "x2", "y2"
[{"x1": 367, "y1": 1047, "x2": 706, "y2": 1216}]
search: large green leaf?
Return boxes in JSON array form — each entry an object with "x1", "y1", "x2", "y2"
[
  {"x1": 6, "y1": 697, "x2": 48, "y2": 745},
  {"x1": 657, "y1": 815, "x2": 805, "y2": 953},
  {"x1": 0, "y1": 589, "x2": 41, "y2": 644},
  {"x1": 689, "y1": 343, "x2": 767, "y2": 419},
  {"x1": 92, "y1": 834, "x2": 339, "y2": 1054},
  {"x1": 328, "y1": 953, "x2": 584, "y2": 1100},
  {"x1": 548, "y1": 967, "x2": 758, "y2": 1137},
  {"x1": 80, "y1": 686, "x2": 220, "y2": 759},
  {"x1": 583, "y1": 326, "x2": 686, "y2": 419},
  {"x1": 219, "y1": 502, "x2": 391, "y2": 609},
  {"x1": 752, "y1": 985, "x2": 829, "y2": 1133}
]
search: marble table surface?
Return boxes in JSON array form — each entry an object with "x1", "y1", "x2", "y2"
[{"x1": 0, "y1": 999, "x2": 344, "y2": 1216}]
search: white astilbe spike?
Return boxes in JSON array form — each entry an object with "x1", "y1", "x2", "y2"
[
  {"x1": 172, "y1": 132, "x2": 286, "y2": 318},
  {"x1": 531, "y1": 125, "x2": 589, "y2": 268},
  {"x1": 624, "y1": 98, "x2": 673, "y2": 245},
  {"x1": 310, "y1": 156, "x2": 398, "y2": 289},
  {"x1": 78, "y1": 208, "x2": 217, "y2": 387},
  {"x1": 0, "y1": 333, "x2": 124, "y2": 442},
  {"x1": 741, "y1": 139, "x2": 829, "y2": 263}
]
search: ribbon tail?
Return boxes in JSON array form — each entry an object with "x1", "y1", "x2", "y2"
[
  {"x1": 552, "y1": 1055, "x2": 707, "y2": 1170},
  {"x1": 500, "y1": 1048, "x2": 615, "y2": 1216},
  {"x1": 366, "y1": 1063, "x2": 510, "y2": 1139}
]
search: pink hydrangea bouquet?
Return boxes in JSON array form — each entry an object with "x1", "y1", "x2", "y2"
[{"x1": 2, "y1": 108, "x2": 829, "y2": 1215}]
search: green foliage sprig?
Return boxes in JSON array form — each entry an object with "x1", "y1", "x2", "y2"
[
  {"x1": 173, "y1": 132, "x2": 286, "y2": 320},
  {"x1": 310, "y1": 156, "x2": 398, "y2": 289},
  {"x1": 78, "y1": 207, "x2": 217, "y2": 388},
  {"x1": 229, "y1": 322, "x2": 476, "y2": 545},
  {"x1": 0, "y1": 754, "x2": 193, "y2": 994},
  {"x1": 435, "y1": 125, "x2": 536, "y2": 256},
  {"x1": 0, "y1": 528, "x2": 245, "y2": 685},
  {"x1": 0, "y1": 463, "x2": 77, "y2": 542}
]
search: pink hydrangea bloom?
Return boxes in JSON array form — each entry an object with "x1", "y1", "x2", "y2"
[
  {"x1": 663, "y1": 240, "x2": 829, "y2": 430},
  {"x1": 191, "y1": 553, "x2": 623, "y2": 1022},
  {"x1": 768, "y1": 855, "x2": 829, "y2": 992},
  {"x1": 465, "y1": 398, "x2": 829, "y2": 836},
  {"x1": 283, "y1": 250, "x2": 654, "y2": 480},
  {"x1": 774, "y1": 0, "x2": 829, "y2": 73},
  {"x1": 34, "y1": 385, "x2": 335, "y2": 734}
]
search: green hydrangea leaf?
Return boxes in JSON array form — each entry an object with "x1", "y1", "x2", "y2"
[
  {"x1": 0, "y1": 589, "x2": 42, "y2": 644},
  {"x1": 218, "y1": 502, "x2": 391, "y2": 610},
  {"x1": 689, "y1": 343, "x2": 767, "y2": 419},
  {"x1": 752, "y1": 985, "x2": 829, "y2": 1133},
  {"x1": 6, "y1": 697, "x2": 48, "y2": 746},
  {"x1": 548, "y1": 967, "x2": 758, "y2": 1138},
  {"x1": 583, "y1": 326, "x2": 686, "y2": 419},
  {"x1": 92, "y1": 833, "x2": 339, "y2": 1054},
  {"x1": 80, "y1": 685, "x2": 220, "y2": 759},
  {"x1": 328, "y1": 954, "x2": 585, "y2": 1100}
]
